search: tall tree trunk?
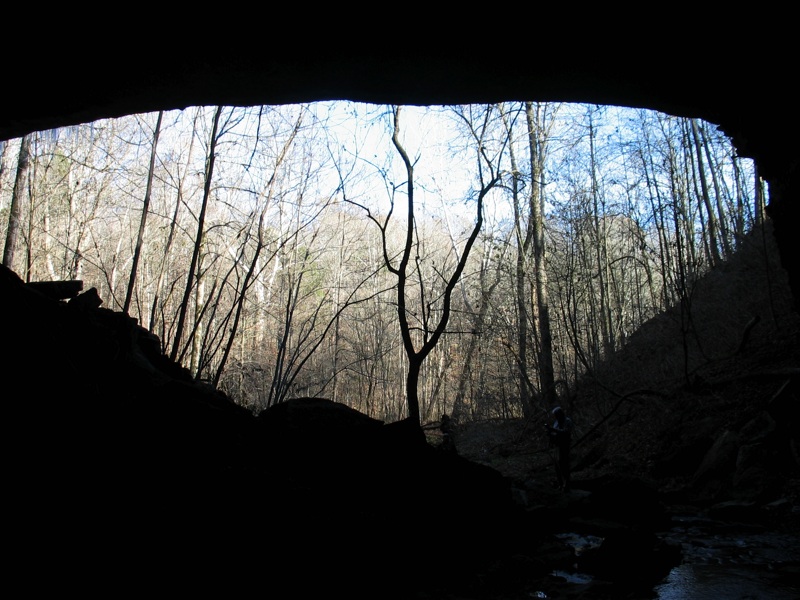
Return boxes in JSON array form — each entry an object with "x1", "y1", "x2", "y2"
[
  {"x1": 124, "y1": 111, "x2": 163, "y2": 315},
  {"x1": 525, "y1": 102, "x2": 557, "y2": 408},
  {"x1": 640, "y1": 116, "x2": 673, "y2": 309},
  {"x1": 149, "y1": 107, "x2": 200, "y2": 334},
  {"x1": 190, "y1": 276, "x2": 207, "y2": 376},
  {"x1": 0, "y1": 140, "x2": 8, "y2": 186},
  {"x1": 213, "y1": 216, "x2": 264, "y2": 388},
  {"x1": 451, "y1": 248, "x2": 503, "y2": 421},
  {"x1": 754, "y1": 162, "x2": 766, "y2": 227},
  {"x1": 587, "y1": 109, "x2": 615, "y2": 358},
  {"x1": 3, "y1": 134, "x2": 32, "y2": 273},
  {"x1": 731, "y1": 155, "x2": 747, "y2": 243},
  {"x1": 500, "y1": 103, "x2": 534, "y2": 419},
  {"x1": 171, "y1": 106, "x2": 222, "y2": 363},
  {"x1": 332, "y1": 213, "x2": 346, "y2": 404},
  {"x1": 697, "y1": 119, "x2": 732, "y2": 257},
  {"x1": 677, "y1": 132, "x2": 699, "y2": 276},
  {"x1": 690, "y1": 118, "x2": 722, "y2": 267}
]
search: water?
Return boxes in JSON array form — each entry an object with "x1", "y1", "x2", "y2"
[
  {"x1": 654, "y1": 513, "x2": 800, "y2": 600},
  {"x1": 655, "y1": 562, "x2": 797, "y2": 600},
  {"x1": 547, "y1": 514, "x2": 800, "y2": 599}
]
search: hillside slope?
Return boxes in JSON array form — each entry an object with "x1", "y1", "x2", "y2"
[{"x1": 453, "y1": 219, "x2": 799, "y2": 516}]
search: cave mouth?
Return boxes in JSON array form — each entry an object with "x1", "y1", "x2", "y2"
[{"x1": 0, "y1": 99, "x2": 770, "y2": 423}]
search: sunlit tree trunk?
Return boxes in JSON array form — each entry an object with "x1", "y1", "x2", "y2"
[
  {"x1": 124, "y1": 110, "x2": 162, "y2": 315},
  {"x1": 0, "y1": 140, "x2": 7, "y2": 185},
  {"x1": 213, "y1": 111, "x2": 303, "y2": 388},
  {"x1": 587, "y1": 108, "x2": 615, "y2": 357},
  {"x1": 331, "y1": 213, "x2": 346, "y2": 404},
  {"x1": 451, "y1": 232, "x2": 505, "y2": 422},
  {"x1": 754, "y1": 163, "x2": 766, "y2": 227},
  {"x1": 677, "y1": 134, "x2": 699, "y2": 276},
  {"x1": 690, "y1": 118, "x2": 722, "y2": 267},
  {"x1": 525, "y1": 102, "x2": 558, "y2": 409},
  {"x1": 731, "y1": 155, "x2": 750, "y2": 242},
  {"x1": 149, "y1": 107, "x2": 200, "y2": 335},
  {"x1": 190, "y1": 276, "x2": 206, "y2": 376},
  {"x1": 3, "y1": 134, "x2": 31, "y2": 273},
  {"x1": 696, "y1": 119, "x2": 732, "y2": 257},
  {"x1": 501, "y1": 103, "x2": 534, "y2": 419},
  {"x1": 639, "y1": 114, "x2": 673, "y2": 310},
  {"x1": 171, "y1": 106, "x2": 222, "y2": 363}
]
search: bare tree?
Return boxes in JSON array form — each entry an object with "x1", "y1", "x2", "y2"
[{"x1": 346, "y1": 106, "x2": 503, "y2": 425}]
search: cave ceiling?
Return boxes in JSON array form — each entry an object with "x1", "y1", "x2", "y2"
[
  {"x1": 1, "y1": 45, "x2": 793, "y2": 183},
  {"x1": 1, "y1": 42, "x2": 796, "y2": 296}
]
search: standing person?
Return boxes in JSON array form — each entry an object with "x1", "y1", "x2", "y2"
[
  {"x1": 439, "y1": 413, "x2": 457, "y2": 454},
  {"x1": 545, "y1": 406, "x2": 574, "y2": 491}
]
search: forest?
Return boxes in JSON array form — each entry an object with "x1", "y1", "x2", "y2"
[{"x1": 0, "y1": 101, "x2": 764, "y2": 426}]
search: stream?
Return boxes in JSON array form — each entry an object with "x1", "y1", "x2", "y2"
[
  {"x1": 653, "y1": 510, "x2": 800, "y2": 599},
  {"x1": 546, "y1": 509, "x2": 800, "y2": 599}
]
